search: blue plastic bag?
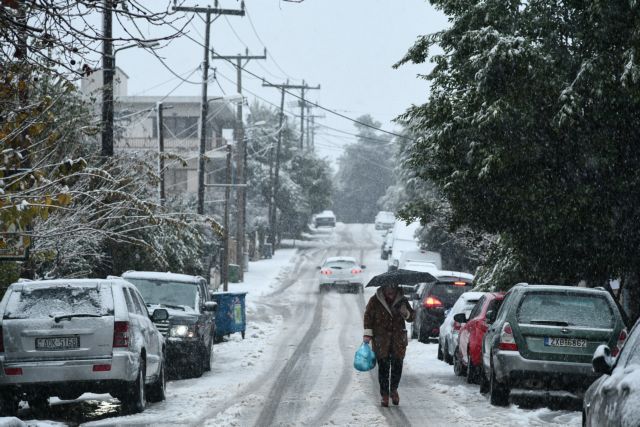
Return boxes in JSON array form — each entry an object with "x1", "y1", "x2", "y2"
[{"x1": 353, "y1": 342, "x2": 376, "y2": 372}]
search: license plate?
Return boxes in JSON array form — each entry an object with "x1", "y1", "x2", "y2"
[
  {"x1": 544, "y1": 337, "x2": 587, "y2": 348},
  {"x1": 35, "y1": 336, "x2": 80, "y2": 351},
  {"x1": 335, "y1": 281, "x2": 349, "y2": 285}
]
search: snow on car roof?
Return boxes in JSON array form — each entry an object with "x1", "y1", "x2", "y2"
[
  {"x1": 122, "y1": 270, "x2": 204, "y2": 284},
  {"x1": 435, "y1": 271, "x2": 475, "y2": 281},
  {"x1": 325, "y1": 256, "x2": 356, "y2": 263},
  {"x1": 460, "y1": 291, "x2": 485, "y2": 301},
  {"x1": 316, "y1": 210, "x2": 336, "y2": 218},
  {"x1": 9, "y1": 278, "x2": 112, "y2": 290}
]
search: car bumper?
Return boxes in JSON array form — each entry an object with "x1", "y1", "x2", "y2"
[
  {"x1": 166, "y1": 339, "x2": 203, "y2": 363},
  {"x1": 320, "y1": 282, "x2": 362, "y2": 292},
  {"x1": 494, "y1": 350, "x2": 599, "y2": 390},
  {"x1": 420, "y1": 315, "x2": 444, "y2": 337},
  {"x1": 0, "y1": 352, "x2": 138, "y2": 386}
]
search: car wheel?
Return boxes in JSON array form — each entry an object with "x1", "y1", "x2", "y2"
[
  {"x1": 582, "y1": 410, "x2": 587, "y2": 427},
  {"x1": 147, "y1": 359, "x2": 166, "y2": 403},
  {"x1": 124, "y1": 359, "x2": 147, "y2": 413},
  {"x1": 417, "y1": 323, "x2": 429, "y2": 344},
  {"x1": 0, "y1": 394, "x2": 19, "y2": 417},
  {"x1": 437, "y1": 340, "x2": 444, "y2": 360},
  {"x1": 444, "y1": 342, "x2": 453, "y2": 365},
  {"x1": 204, "y1": 338, "x2": 214, "y2": 372},
  {"x1": 453, "y1": 346, "x2": 465, "y2": 377},
  {"x1": 189, "y1": 349, "x2": 205, "y2": 378},
  {"x1": 27, "y1": 396, "x2": 48, "y2": 414},
  {"x1": 466, "y1": 348, "x2": 478, "y2": 384},
  {"x1": 489, "y1": 363, "x2": 509, "y2": 406},
  {"x1": 479, "y1": 363, "x2": 490, "y2": 394}
]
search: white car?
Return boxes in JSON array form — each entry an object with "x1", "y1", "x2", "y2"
[
  {"x1": 374, "y1": 211, "x2": 395, "y2": 230},
  {"x1": 314, "y1": 210, "x2": 336, "y2": 227},
  {"x1": 438, "y1": 291, "x2": 484, "y2": 366},
  {"x1": 0, "y1": 278, "x2": 167, "y2": 415},
  {"x1": 318, "y1": 256, "x2": 366, "y2": 293}
]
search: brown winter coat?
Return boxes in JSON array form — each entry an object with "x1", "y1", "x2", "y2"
[{"x1": 363, "y1": 288, "x2": 415, "y2": 360}]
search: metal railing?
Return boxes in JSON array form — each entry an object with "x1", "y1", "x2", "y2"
[{"x1": 116, "y1": 136, "x2": 227, "y2": 151}]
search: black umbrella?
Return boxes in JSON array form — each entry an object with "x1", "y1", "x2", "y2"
[{"x1": 365, "y1": 269, "x2": 437, "y2": 288}]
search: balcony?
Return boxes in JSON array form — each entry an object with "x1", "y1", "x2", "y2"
[{"x1": 115, "y1": 136, "x2": 228, "y2": 152}]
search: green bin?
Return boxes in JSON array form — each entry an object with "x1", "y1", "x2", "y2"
[{"x1": 228, "y1": 263, "x2": 240, "y2": 283}]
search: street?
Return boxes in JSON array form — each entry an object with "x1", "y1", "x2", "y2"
[{"x1": 10, "y1": 224, "x2": 581, "y2": 426}]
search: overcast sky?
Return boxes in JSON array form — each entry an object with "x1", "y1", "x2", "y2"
[{"x1": 111, "y1": 0, "x2": 448, "y2": 164}]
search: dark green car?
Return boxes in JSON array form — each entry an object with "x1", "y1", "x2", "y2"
[{"x1": 480, "y1": 284, "x2": 626, "y2": 406}]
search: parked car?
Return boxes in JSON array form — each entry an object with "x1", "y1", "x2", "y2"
[
  {"x1": 122, "y1": 271, "x2": 217, "y2": 379},
  {"x1": 583, "y1": 319, "x2": 639, "y2": 427},
  {"x1": 398, "y1": 249, "x2": 442, "y2": 270},
  {"x1": 454, "y1": 292, "x2": 505, "y2": 384},
  {"x1": 410, "y1": 271, "x2": 475, "y2": 343},
  {"x1": 387, "y1": 220, "x2": 421, "y2": 271},
  {"x1": 314, "y1": 210, "x2": 336, "y2": 227},
  {"x1": 374, "y1": 211, "x2": 395, "y2": 230},
  {"x1": 380, "y1": 231, "x2": 393, "y2": 260},
  {"x1": 437, "y1": 291, "x2": 485, "y2": 367},
  {"x1": 0, "y1": 278, "x2": 167, "y2": 416},
  {"x1": 480, "y1": 284, "x2": 626, "y2": 406},
  {"x1": 318, "y1": 256, "x2": 366, "y2": 293}
]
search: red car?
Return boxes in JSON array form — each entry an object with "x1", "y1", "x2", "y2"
[{"x1": 455, "y1": 292, "x2": 505, "y2": 384}]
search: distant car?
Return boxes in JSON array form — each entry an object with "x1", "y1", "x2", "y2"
[
  {"x1": 402, "y1": 261, "x2": 440, "y2": 274},
  {"x1": 454, "y1": 292, "x2": 505, "y2": 384},
  {"x1": 437, "y1": 291, "x2": 485, "y2": 367},
  {"x1": 318, "y1": 256, "x2": 366, "y2": 293},
  {"x1": 583, "y1": 319, "x2": 639, "y2": 427},
  {"x1": 122, "y1": 271, "x2": 217, "y2": 379},
  {"x1": 380, "y1": 231, "x2": 393, "y2": 260},
  {"x1": 0, "y1": 279, "x2": 167, "y2": 416},
  {"x1": 398, "y1": 250, "x2": 442, "y2": 270},
  {"x1": 374, "y1": 211, "x2": 395, "y2": 230},
  {"x1": 481, "y1": 284, "x2": 627, "y2": 406},
  {"x1": 410, "y1": 271, "x2": 475, "y2": 343},
  {"x1": 314, "y1": 210, "x2": 336, "y2": 227}
]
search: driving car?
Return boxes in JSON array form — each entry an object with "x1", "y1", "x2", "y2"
[
  {"x1": 122, "y1": 271, "x2": 217, "y2": 379},
  {"x1": 318, "y1": 256, "x2": 366, "y2": 293},
  {"x1": 583, "y1": 319, "x2": 639, "y2": 427},
  {"x1": 454, "y1": 292, "x2": 505, "y2": 384},
  {"x1": 374, "y1": 211, "x2": 395, "y2": 230},
  {"x1": 480, "y1": 284, "x2": 626, "y2": 406},
  {"x1": 314, "y1": 210, "x2": 336, "y2": 227},
  {"x1": 0, "y1": 278, "x2": 167, "y2": 416},
  {"x1": 437, "y1": 291, "x2": 484, "y2": 366},
  {"x1": 410, "y1": 271, "x2": 475, "y2": 343}
]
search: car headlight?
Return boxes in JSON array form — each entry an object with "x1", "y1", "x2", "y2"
[{"x1": 169, "y1": 324, "x2": 196, "y2": 338}]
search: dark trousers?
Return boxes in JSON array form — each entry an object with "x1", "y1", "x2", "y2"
[{"x1": 377, "y1": 355, "x2": 403, "y2": 396}]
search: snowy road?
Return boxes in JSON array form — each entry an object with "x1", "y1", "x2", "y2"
[{"x1": 16, "y1": 224, "x2": 582, "y2": 426}]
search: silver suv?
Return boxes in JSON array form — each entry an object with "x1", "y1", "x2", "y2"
[{"x1": 0, "y1": 278, "x2": 168, "y2": 415}]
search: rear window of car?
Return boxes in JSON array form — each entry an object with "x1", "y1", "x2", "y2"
[
  {"x1": 3, "y1": 284, "x2": 114, "y2": 320},
  {"x1": 430, "y1": 283, "x2": 473, "y2": 306},
  {"x1": 324, "y1": 261, "x2": 356, "y2": 269},
  {"x1": 517, "y1": 292, "x2": 615, "y2": 329}
]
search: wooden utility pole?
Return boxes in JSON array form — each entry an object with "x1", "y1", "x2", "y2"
[
  {"x1": 212, "y1": 48, "x2": 267, "y2": 280},
  {"x1": 299, "y1": 81, "x2": 320, "y2": 149},
  {"x1": 173, "y1": 2, "x2": 245, "y2": 215},
  {"x1": 101, "y1": 0, "x2": 114, "y2": 156},
  {"x1": 156, "y1": 102, "x2": 165, "y2": 206},
  {"x1": 222, "y1": 144, "x2": 232, "y2": 291}
]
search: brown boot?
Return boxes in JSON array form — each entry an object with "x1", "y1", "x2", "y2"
[
  {"x1": 381, "y1": 395, "x2": 389, "y2": 407},
  {"x1": 391, "y1": 390, "x2": 399, "y2": 406}
]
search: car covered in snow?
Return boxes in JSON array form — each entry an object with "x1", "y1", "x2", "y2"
[
  {"x1": 0, "y1": 278, "x2": 167, "y2": 416},
  {"x1": 481, "y1": 284, "x2": 626, "y2": 406},
  {"x1": 374, "y1": 211, "x2": 395, "y2": 230},
  {"x1": 318, "y1": 256, "x2": 366, "y2": 293},
  {"x1": 122, "y1": 271, "x2": 217, "y2": 378},
  {"x1": 437, "y1": 291, "x2": 484, "y2": 368},
  {"x1": 583, "y1": 319, "x2": 640, "y2": 427},
  {"x1": 313, "y1": 210, "x2": 336, "y2": 227},
  {"x1": 410, "y1": 271, "x2": 474, "y2": 343}
]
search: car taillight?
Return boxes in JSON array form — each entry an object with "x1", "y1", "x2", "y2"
[
  {"x1": 612, "y1": 328, "x2": 628, "y2": 357},
  {"x1": 423, "y1": 296, "x2": 443, "y2": 309},
  {"x1": 453, "y1": 321, "x2": 461, "y2": 331},
  {"x1": 498, "y1": 322, "x2": 518, "y2": 351},
  {"x1": 113, "y1": 321, "x2": 130, "y2": 348},
  {"x1": 351, "y1": 268, "x2": 362, "y2": 274},
  {"x1": 93, "y1": 364, "x2": 112, "y2": 372},
  {"x1": 4, "y1": 368, "x2": 22, "y2": 376},
  {"x1": 320, "y1": 269, "x2": 332, "y2": 275}
]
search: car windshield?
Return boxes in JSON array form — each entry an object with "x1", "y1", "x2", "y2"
[
  {"x1": 126, "y1": 278, "x2": 199, "y2": 311},
  {"x1": 431, "y1": 283, "x2": 473, "y2": 306},
  {"x1": 517, "y1": 292, "x2": 615, "y2": 328},
  {"x1": 3, "y1": 284, "x2": 113, "y2": 320},
  {"x1": 324, "y1": 261, "x2": 356, "y2": 270}
]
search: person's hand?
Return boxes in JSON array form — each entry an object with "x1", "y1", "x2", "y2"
[
  {"x1": 363, "y1": 335, "x2": 372, "y2": 344},
  {"x1": 400, "y1": 304, "x2": 410, "y2": 320}
]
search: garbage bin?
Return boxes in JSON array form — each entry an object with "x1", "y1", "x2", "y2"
[
  {"x1": 211, "y1": 291, "x2": 247, "y2": 340},
  {"x1": 228, "y1": 264, "x2": 240, "y2": 283},
  {"x1": 262, "y1": 243, "x2": 273, "y2": 259}
]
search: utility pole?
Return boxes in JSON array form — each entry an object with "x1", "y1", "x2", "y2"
[
  {"x1": 212, "y1": 48, "x2": 267, "y2": 280},
  {"x1": 298, "y1": 81, "x2": 320, "y2": 149},
  {"x1": 222, "y1": 144, "x2": 232, "y2": 291},
  {"x1": 101, "y1": 0, "x2": 114, "y2": 156},
  {"x1": 263, "y1": 80, "x2": 315, "y2": 247},
  {"x1": 156, "y1": 102, "x2": 165, "y2": 206},
  {"x1": 173, "y1": 2, "x2": 245, "y2": 215}
]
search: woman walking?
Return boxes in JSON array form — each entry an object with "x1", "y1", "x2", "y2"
[{"x1": 363, "y1": 284, "x2": 415, "y2": 407}]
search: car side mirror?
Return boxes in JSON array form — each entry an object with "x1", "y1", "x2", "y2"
[
  {"x1": 151, "y1": 308, "x2": 169, "y2": 322},
  {"x1": 486, "y1": 310, "x2": 497, "y2": 324},
  {"x1": 453, "y1": 312, "x2": 467, "y2": 324},
  {"x1": 592, "y1": 344, "x2": 614, "y2": 376},
  {"x1": 203, "y1": 301, "x2": 218, "y2": 312}
]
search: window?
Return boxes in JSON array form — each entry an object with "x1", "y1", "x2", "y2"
[
  {"x1": 517, "y1": 292, "x2": 615, "y2": 329},
  {"x1": 165, "y1": 116, "x2": 198, "y2": 138},
  {"x1": 468, "y1": 296, "x2": 485, "y2": 320},
  {"x1": 123, "y1": 288, "x2": 136, "y2": 314},
  {"x1": 131, "y1": 290, "x2": 149, "y2": 316}
]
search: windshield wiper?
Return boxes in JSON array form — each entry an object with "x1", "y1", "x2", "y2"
[
  {"x1": 529, "y1": 319, "x2": 571, "y2": 326},
  {"x1": 53, "y1": 313, "x2": 102, "y2": 323},
  {"x1": 159, "y1": 303, "x2": 186, "y2": 311}
]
